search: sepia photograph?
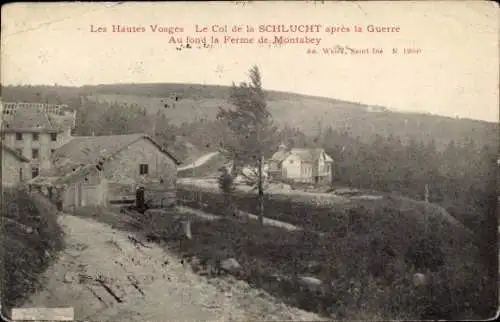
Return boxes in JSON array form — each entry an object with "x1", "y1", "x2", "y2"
[{"x1": 1, "y1": 1, "x2": 498, "y2": 321}]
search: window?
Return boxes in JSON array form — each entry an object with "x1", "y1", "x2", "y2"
[
  {"x1": 1, "y1": 133, "x2": 5, "y2": 141},
  {"x1": 32, "y1": 167, "x2": 39, "y2": 178},
  {"x1": 16, "y1": 133, "x2": 23, "y2": 141},
  {"x1": 19, "y1": 168, "x2": 23, "y2": 181},
  {"x1": 32, "y1": 149, "x2": 39, "y2": 159},
  {"x1": 33, "y1": 133, "x2": 39, "y2": 141},
  {"x1": 16, "y1": 148, "x2": 23, "y2": 156},
  {"x1": 51, "y1": 149, "x2": 55, "y2": 155},
  {"x1": 50, "y1": 133, "x2": 57, "y2": 142},
  {"x1": 139, "y1": 164, "x2": 149, "y2": 175}
]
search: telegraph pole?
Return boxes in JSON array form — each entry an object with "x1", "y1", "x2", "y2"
[{"x1": 257, "y1": 121, "x2": 264, "y2": 225}]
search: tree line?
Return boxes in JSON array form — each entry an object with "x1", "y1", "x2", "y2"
[{"x1": 2, "y1": 80, "x2": 497, "y2": 236}]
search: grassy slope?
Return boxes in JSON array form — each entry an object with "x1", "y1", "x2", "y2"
[
  {"x1": 88, "y1": 92, "x2": 497, "y2": 150},
  {"x1": 0, "y1": 188, "x2": 65, "y2": 309},
  {"x1": 84, "y1": 83, "x2": 498, "y2": 149},
  {"x1": 2, "y1": 84, "x2": 497, "y2": 150},
  {"x1": 173, "y1": 185, "x2": 492, "y2": 319}
]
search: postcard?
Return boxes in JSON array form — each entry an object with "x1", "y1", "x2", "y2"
[{"x1": 1, "y1": 1, "x2": 498, "y2": 321}]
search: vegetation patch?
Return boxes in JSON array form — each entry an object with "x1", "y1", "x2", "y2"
[
  {"x1": 176, "y1": 185, "x2": 496, "y2": 319},
  {"x1": 0, "y1": 188, "x2": 65, "y2": 309},
  {"x1": 87, "y1": 201, "x2": 489, "y2": 320}
]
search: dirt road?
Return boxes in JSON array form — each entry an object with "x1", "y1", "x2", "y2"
[{"x1": 23, "y1": 214, "x2": 324, "y2": 321}]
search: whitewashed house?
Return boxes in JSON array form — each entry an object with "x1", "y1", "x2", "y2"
[{"x1": 268, "y1": 144, "x2": 334, "y2": 184}]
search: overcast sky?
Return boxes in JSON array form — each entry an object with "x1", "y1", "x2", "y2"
[{"x1": 2, "y1": 1, "x2": 498, "y2": 122}]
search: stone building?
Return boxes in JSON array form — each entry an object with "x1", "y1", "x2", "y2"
[
  {"x1": 1, "y1": 144, "x2": 29, "y2": 187},
  {"x1": 1, "y1": 101, "x2": 76, "y2": 179},
  {"x1": 29, "y1": 133, "x2": 180, "y2": 210}
]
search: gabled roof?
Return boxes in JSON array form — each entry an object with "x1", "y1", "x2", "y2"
[
  {"x1": 270, "y1": 147, "x2": 333, "y2": 163},
  {"x1": 2, "y1": 144, "x2": 29, "y2": 162},
  {"x1": 27, "y1": 162, "x2": 99, "y2": 187},
  {"x1": 269, "y1": 149, "x2": 290, "y2": 162},
  {"x1": 53, "y1": 133, "x2": 181, "y2": 167}
]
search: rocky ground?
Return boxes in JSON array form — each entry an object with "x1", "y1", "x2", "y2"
[{"x1": 22, "y1": 213, "x2": 325, "y2": 321}]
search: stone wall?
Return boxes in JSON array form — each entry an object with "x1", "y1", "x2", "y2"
[
  {"x1": 102, "y1": 138, "x2": 177, "y2": 201},
  {"x1": 2, "y1": 150, "x2": 24, "y2": 186}
]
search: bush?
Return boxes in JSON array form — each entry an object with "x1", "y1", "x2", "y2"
[
  {"x1": 175, "y1": 186, "x2": 493, "y2": 319},
  {"x1": 218, "y1": 168, "x2": 236, "y2": 216},
  {"x1": 0, "y1": 188, "x2": 65, "y2": 309}
]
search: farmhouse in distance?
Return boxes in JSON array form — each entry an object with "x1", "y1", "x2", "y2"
[{"x1": 268, "y1": 144, "x2": 334, "y2": 185}]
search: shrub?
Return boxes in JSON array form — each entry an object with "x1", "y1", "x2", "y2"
[
  {"x1": 0, "y1": 188, "x2": 64, "y2": 309},
  {"x1": 218, "y1": 168, "x2": 236, "y2": 216},
  {"x1": 175, "y1": 186, "x2": 491, "y2": 319}
]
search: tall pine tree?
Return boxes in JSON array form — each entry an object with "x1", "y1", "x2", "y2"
[{"x1": 216, "y1": 66, "x2": 277, "y2": 224}]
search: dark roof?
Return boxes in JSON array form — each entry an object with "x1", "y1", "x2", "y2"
[
  {"x1": 53, "y1": 133, "x2": 181, "y2": 166},
  {"x1": 27, "y1": 163, "x2": 98, "y2": 187},
  {"x1": 269, "y1": 149, "x2": 289, "y2": 162},
  {"x1": 289, "y1": 148, "x2": 326, "y2": 162},
  {"x1": 2, "y1": 105, "x2": 75, "y2": 133},
  {"x1": 270, "y1": 147, "x2": 333, "y2": 163},
  {"x1": 2, "y1": 144, "x2": 29, "y2": 162}
]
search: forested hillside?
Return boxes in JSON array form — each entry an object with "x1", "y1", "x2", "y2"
[
  {"x1": 2, "y1": 84, "x2": 497, "y2": 150},
  {"x1": 1, "y1": 84, "x2": 497, "y2": 235}
]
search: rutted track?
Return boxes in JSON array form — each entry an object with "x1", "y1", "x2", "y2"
[{"x1": 21, "y1": 213, "x2": 324, "y2": 321}]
